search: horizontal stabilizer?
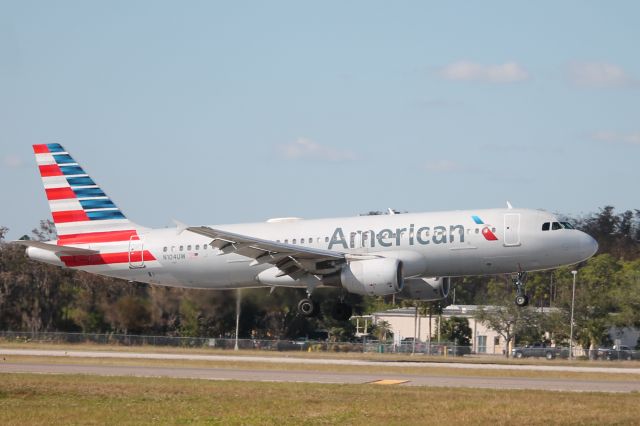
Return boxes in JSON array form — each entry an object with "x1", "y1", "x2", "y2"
[{"x1": 13, "y1": 240, "x2": 99, "y2": 256}]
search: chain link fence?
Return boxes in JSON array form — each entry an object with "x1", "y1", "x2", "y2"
[{"x1": 0, "y1": 331, "x2": 473, "y2": 355}]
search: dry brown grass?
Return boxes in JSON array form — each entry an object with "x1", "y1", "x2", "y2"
[{"x1": 0, "y1": 373, "x2": 638, "y2": 425}]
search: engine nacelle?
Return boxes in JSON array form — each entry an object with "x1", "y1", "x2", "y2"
[
  {"x1": 398, "y1": 277, "x2": 450, "y2": 301},
  {"x1": 340, "y1": 258, "x2": 404, "y2": 296}
]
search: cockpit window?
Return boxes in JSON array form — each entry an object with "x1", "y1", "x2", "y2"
[
  {"x1": 552, "y1": 222, "x2": 562, "y2": 230},
  {"x1": 561, "y1": 222, "x2": 574, "y2": 230},
  {"x1": 542, "y1": 222, "x2": 550, "y2": 231}
]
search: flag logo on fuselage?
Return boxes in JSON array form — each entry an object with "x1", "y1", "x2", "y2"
[{"x1": 472, "y1": 215, "x2": 498, "y2": 241}]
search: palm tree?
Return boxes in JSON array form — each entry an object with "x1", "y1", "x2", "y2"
[{"x1": 373, "y1": 320, "x2": 393, "y2": 342}]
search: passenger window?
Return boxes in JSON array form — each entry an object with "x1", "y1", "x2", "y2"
[
  {"x1": 179, "y1": 245, "x2": 184, "y2": 251},
  {"x1": 171, "y1": 246, "x2": 175, "y2": 252},
  {"x1": 284, "y1": 239, "x2": 289, "y2": 244},
  {"x1": 187, "y1": 245, "x2": 192, "y2": 251},
  {"x1": 542, "y1": 222, "x2": 550, "y2": 231},
  {"x1": 292, "y1": 239, "x2": 297, "y2": 244},
  {"x1": 195, "y1": 245, "x2": 200, "y2": 250},
  {"x1": 163, "y1": 247, "x2": 167, "y2": 252},
  {"x1": 325, "y1": 236, "x2": 329, "y2": 243},
  {"x1": 276, "y1": 240, "x2": 281, "y2": 243},
  {"x1": 491, "y1": 227, "x2": 496, "y2": 233},
  {"x1": 203, "y1": 244, "x2": 207, "y2": 250},
  {"x1": 301, "y1": 238, "x2": 305, "y2": 244},
  {"x1": 552, "y1": 222, "x2": 562, "y2": 230},
  {"x1": 475, "y1": 228, "x2": 479, "y2": 234}
]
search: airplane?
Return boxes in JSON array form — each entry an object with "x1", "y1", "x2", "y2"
[{"x1": 16, "y1": 144, "x2": 598, "y2": 320}]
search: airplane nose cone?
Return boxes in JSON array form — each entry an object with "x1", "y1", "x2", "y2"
[{"x1": 580, "y1": 232, "x2": 598, "y2": 259}]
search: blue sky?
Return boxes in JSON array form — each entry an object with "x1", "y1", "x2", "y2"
[{"x1": 1, "y1": 1, "x2": 639, "y2": 238}]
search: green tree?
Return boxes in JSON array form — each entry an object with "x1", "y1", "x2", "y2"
[
  {"x1": 370, "y1": 320, "x2": 393, "y2": 342},
  {"x1": 438, "y1": 316, "x2": 472, "y2": 346},
  {"x1": 475, "y1": 278, "x2": 548, "y2": 357},
  {"x1": 108, "y1": 296, "x2": 151, "y2": 334},
  {"x1": 178, "y1": 299, "x2": 201, "y2": 337}
]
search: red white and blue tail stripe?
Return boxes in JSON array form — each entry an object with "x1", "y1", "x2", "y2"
[{"x1": 32, "y1": 144, "x2": 153, "y2": 267}]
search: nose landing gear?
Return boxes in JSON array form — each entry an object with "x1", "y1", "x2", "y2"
[{"x1": 512, "y1": 272, "x2": 529, "y2": 307}]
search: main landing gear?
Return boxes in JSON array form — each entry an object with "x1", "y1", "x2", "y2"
[
  {"x1": 512, "y1": 271, "x2": 529, "y2": 307},
  {"x1": 297, "y1": 298, "x2": 318, "y2": 317},
  {"x1": 296, "y1": 297, "x2": 353, "y2": 321}
]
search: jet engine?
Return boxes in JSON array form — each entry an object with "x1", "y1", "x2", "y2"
[
  {"x1": 340, "y1": 258, "x2": 404, "y2": 296},
  {"x1": 398, "y1": 277, "x2": 450, "y2": 301}
]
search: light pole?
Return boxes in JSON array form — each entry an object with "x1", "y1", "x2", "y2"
[
  {"x1": 569, "y1": 270, "x2": 577, "y2": 360},
  {"x1": 234, "y1": 288, "x2": 241, "y2": 351}
]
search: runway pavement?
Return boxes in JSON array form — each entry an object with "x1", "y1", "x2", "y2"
[
  {"x1": 2, "y1": 348, "x2": 640, "y2": 392},
  {"x1": 2, "y1": 348, "x2": 640, "y2": 374}
]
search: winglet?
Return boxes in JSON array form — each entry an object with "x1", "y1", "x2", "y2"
[
  {"x1": 172, "y1": 219, "x2": 189, "y2": 235},
  {"x1": 506, "y1": 201, "x2": 513, "y2": 209}
]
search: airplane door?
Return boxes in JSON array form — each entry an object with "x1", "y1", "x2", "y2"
[
  {"x1": 504, "y1": 214, "x2": 521, "y2": 247},
  {"x1": 128, "y1": 235, "x2": 145, "y2": 268}
]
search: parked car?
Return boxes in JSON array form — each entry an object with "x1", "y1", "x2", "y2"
[
  {"x1": 511, "y1": 343, "x2": 569, "y2": 360},
  {"x1": 597, "y1": 345, "x2": 639, "y2": 361}
]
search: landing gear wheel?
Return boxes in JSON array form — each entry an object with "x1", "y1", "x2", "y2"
[
  {"x1": 331, "y1": 303, "x2": 353, "y2": 321},
  {"x1": 512, "y1": 272, "x2": 529, "y2": 307},
  {"x1": 297, "y1": 298, "x2": 316, "y2": 317}
]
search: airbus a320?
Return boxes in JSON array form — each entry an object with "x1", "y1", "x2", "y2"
[{"x1": 17, "y1": 144, "x2": 598, "y2": 320}]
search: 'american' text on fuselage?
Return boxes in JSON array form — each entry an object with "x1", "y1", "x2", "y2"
[{"x1": 328, "y1": 224, "x2": 467, "y2": 250}]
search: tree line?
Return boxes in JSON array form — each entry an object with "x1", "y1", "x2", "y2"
[{"x1": 0, "y1": 206, "x2": 638, "y2": 346}]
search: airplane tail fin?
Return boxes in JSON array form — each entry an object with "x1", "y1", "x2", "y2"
[{"x1": 32, "y1": 143, "x2": 145, "y2": 245}]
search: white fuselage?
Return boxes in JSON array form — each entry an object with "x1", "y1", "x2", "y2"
[{"x1": 29, "y1": 208, "x2": 598, "y2": 290}]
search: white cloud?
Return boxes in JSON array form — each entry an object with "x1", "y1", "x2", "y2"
[
  {"x1": 591, "y1": 131, "x2": 640, "y2": 145},
  {"x1": 2, "y1": 155, "x2": 25, "y2": 169},
  {"x1": 278, "y1": 138, "x2": 354, "y2": 161},
  {"x1": 438, "y1": 61, "x2": 529, "y2": 83},
  {"x1": 569, "y1": 62, "x2": 636, "y2": 88}
]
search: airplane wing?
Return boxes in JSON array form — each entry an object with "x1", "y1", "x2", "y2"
[
  {"x1": 187, "y1": 226, "x2": 347, "y2": 279},
  {"x1": 13, "y1": 240, "x2": 100, "y2": 256}
]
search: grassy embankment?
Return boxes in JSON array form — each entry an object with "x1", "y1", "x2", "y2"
[{"x1": 1, "y1": 374, "x2": 639, "y2": 425}]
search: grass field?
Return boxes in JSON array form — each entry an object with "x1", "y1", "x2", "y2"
[{"x1": 1, "y1": 373, "x2": 639, "y2": 425}]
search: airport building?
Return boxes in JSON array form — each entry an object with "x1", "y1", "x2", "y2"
[
  {"x1": 362, "y1": 305, "x2": 640, "y2": 356},
  {"x1": 363, "y1": 305, "x2": 508, "y2": 354}
]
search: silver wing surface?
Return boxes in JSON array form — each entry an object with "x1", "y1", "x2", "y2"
[{"x1": 186, "y1": 226, "x2": 347, "y2": 279}]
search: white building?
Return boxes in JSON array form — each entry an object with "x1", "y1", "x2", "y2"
[
  {"x1": 362, "y1": 305, "x2": 639, "y2": 356},
  {"x1": 368, "y1": 305, "x2": 508, "y2": 355}
]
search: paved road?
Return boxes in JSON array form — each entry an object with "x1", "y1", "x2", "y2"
[
  {"x1": 2, "y1": 348, "x2": 640, "y2": 374},
  {"x1": 2, "y1": 362, "x2": 639, "y2": 392},
  {"x1": 1, "y1": 349, "x2": 639, "y2": 392}
]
